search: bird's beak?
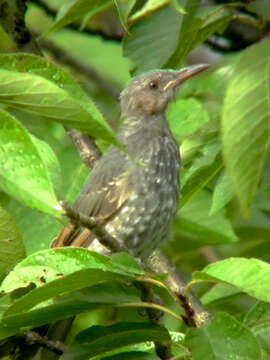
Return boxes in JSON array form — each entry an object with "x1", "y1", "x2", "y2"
[{"x1": 163, "y1": 64, "x2": 210, "y2": 91}]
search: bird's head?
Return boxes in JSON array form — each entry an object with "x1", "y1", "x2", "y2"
[{"x1": 120, "y1": 65, "x2": 210, "y2": 118}]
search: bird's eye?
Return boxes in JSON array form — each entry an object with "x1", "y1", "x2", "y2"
[{"x1": 149, "y1": 80, "x2": 159, "y2": 90}]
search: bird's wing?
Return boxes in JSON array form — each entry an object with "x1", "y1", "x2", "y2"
[
  {"x1": 75, "y1": 147, "x2": 132, "y2": 220},
  {"x1": 54, "y1": 148, "x2": 132, "y2": 248}
]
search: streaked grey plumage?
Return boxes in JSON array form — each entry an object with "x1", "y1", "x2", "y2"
[{"x1": 54, "y1": 65, "x2": 209, "y2": 258}]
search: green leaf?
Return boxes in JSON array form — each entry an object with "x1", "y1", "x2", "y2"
[
  {"x1": 201, "y1": 283, "x2": 240, "y2": 305},
  {"x1": 0, "y1": 53, "x2": 118, "y2": 146},
  {"x1": 0, "y1": 109, "x2": 60, "y2": 217},
  {"x1": 113, "y1": 0, "x2": 136, "y2": 33},
  {"x1": 30, "y1": 135, "x2": 62, "y2": 197},
  {"x1": 165, "y1": 0, "x2": 203, "y2": 68},
  {"x1": 123, "y1": 6, "x2": 181, "y2": 74},
  {"x1": 243, "y1": 301, "x2": 270, "y2": 327},
  {"x1": 180, "y1": 141, "x2": 223, "y2": 207},
  {"x1": 129, "y1": 0, "x2": 171, "y2": 25},
  {"x1": 247, "y1": 0, "x2": 270, "y2": 21},
  {"x1": 192, "y1": 15, "x2": 231, "y2": 49},
  {"x1": 185, "y1": 312, "x2": 261, "y2": 360},
  {"x1": 0, "y1": 249, "x2": 144, "y2": 318},
  {"x1": 46, "y1": 0, "x2": 112, "y2": 36},
  {"x1": 222, "y1": 39, "x2": 270, "y2": 216},
  {"x1": 1, "y1": 248, "x2": 143, "y2": 293},
  {"x1": 7, "y1": 200, "x2": 62, "y2": 254},
  {"x1": 64, "y1": 323, "x2": 170, "y2": 360},
  {"x1": 193, "y1": 257, "x2": 270, "y2": 303},
  {"x1": 166, "y1": 2, "x2": 234, "y2": 68},
  {"x1": 0, "y1": 206, "x2": 25, "y2": 282},
  {"x1": 176, "y1": 190, "x2": 238, "y2": 245},
  {"x1": 167, "y1": 98, "x2": 210, "y2": 139},
  {"x1": 210, "y1": 171, "x2": 234, "y2": 215},
  {"x1": 1, "y1": 283, "x2": 140, "y2": 331}
]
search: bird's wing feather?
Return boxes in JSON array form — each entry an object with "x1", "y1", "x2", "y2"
[
  {"x1": 74, "y1": 147, "x2": 132, "y2": 220},
  {"x1": 54, "y1": 148, "x2": 132, "y2": 248}
]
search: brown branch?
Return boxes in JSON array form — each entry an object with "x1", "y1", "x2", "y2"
[
  {"x1": 22, "y1": 331, "x2": 66, "y2": 355},
  {"x1": 147, "y1": 250, "x2": 212, "y2": 328},
  {"x1": 200, "y1": 247, "x2": 219, "y2": 264},
  {"x1": 66, "y1": 129, "x2": 101, "y2": 169}
]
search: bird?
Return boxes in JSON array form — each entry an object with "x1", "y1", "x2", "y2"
[{"x1": 53, "y1": 65, "x2": 210, "y2": 259}]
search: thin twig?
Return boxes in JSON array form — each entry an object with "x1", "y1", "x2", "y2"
[
  {"x1": 200, "y1": 247, "x2": 219, "y2": 263},
  {"x1": 22, "y1": 331, "x2": 66, "y2": 355},
  {"x1": 66, "y1": 129, "x2": 101, "y2": 169}
]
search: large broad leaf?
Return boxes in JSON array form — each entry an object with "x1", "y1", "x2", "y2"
[
  {"x1": 45, "y1": 0, "x2": 112, "y2": 36},
  {"x1": 247, "y1": 0, "x2": 270, "y2": 21},
  {"x1": 64, "y1": 323, "x2": 170, "y2": 360},
  {"x1": 0, "y1": 206, "x2": 25, "y2": 283},
  {"x1": 175, "y1": 190, "x2": 238, "y2": 245},
  {"x1": 0, "y1": 53, "x2": 118, "y2": 146},
  {"x1": 193, "y1": 257, "x2": 270, "y2": 303},
  {"x1": 200, "y1": 283, "x2": 240, "y2": 306},
  {"x1": 166, "y1": 2, "x2": 233, "y2": 68},
  {"x1": 165, "y1": 0, "x2": 202, "y2": 68},
  {"x1": 0, "y1": 249, "x2": 144, "y2": 318},
  {"x1": 185, "y1": 312, "x2": 261, "y2": 360},
  {"x1": 210, "y1": 171, "x2": 234, "y2": 215},
  {"x1": 222, "y1": 39, "x2": 270, "y2": 216},
  {"x1": 1, "y1": 283, "x2": 140, "y2": 331},
  {"x1": 1, "y1": 248, "x2": 143, "y2": 294},
  {"x1": 123, "y1": 6, "x2": 181, "y2": 75},
  {"x1": 0, "y1": 109, "x2": 61, "y2": 217}
]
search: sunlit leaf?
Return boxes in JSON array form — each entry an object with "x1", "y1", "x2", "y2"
[
  {"x1": 1, "y1": 248, "x2": 143, "y2": 293},
  {"x1": 185, "y1": 312, "x2": 261, "y2": 360},
  {"x1": 193, "y1": 257, "x2": 270, "y2": 303},
  {"x1": 129, "y1": 0, "x2": 171, "y2": 25},
  {"x1": 222, "y1": 39, "x2": 270, "y2": 216},
  {"x1": 0, "y1": 53, "x2": 118, "y2": 146},
  {"x1": 0, "y1": 109, "x2": 61, "y2": 217}
]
